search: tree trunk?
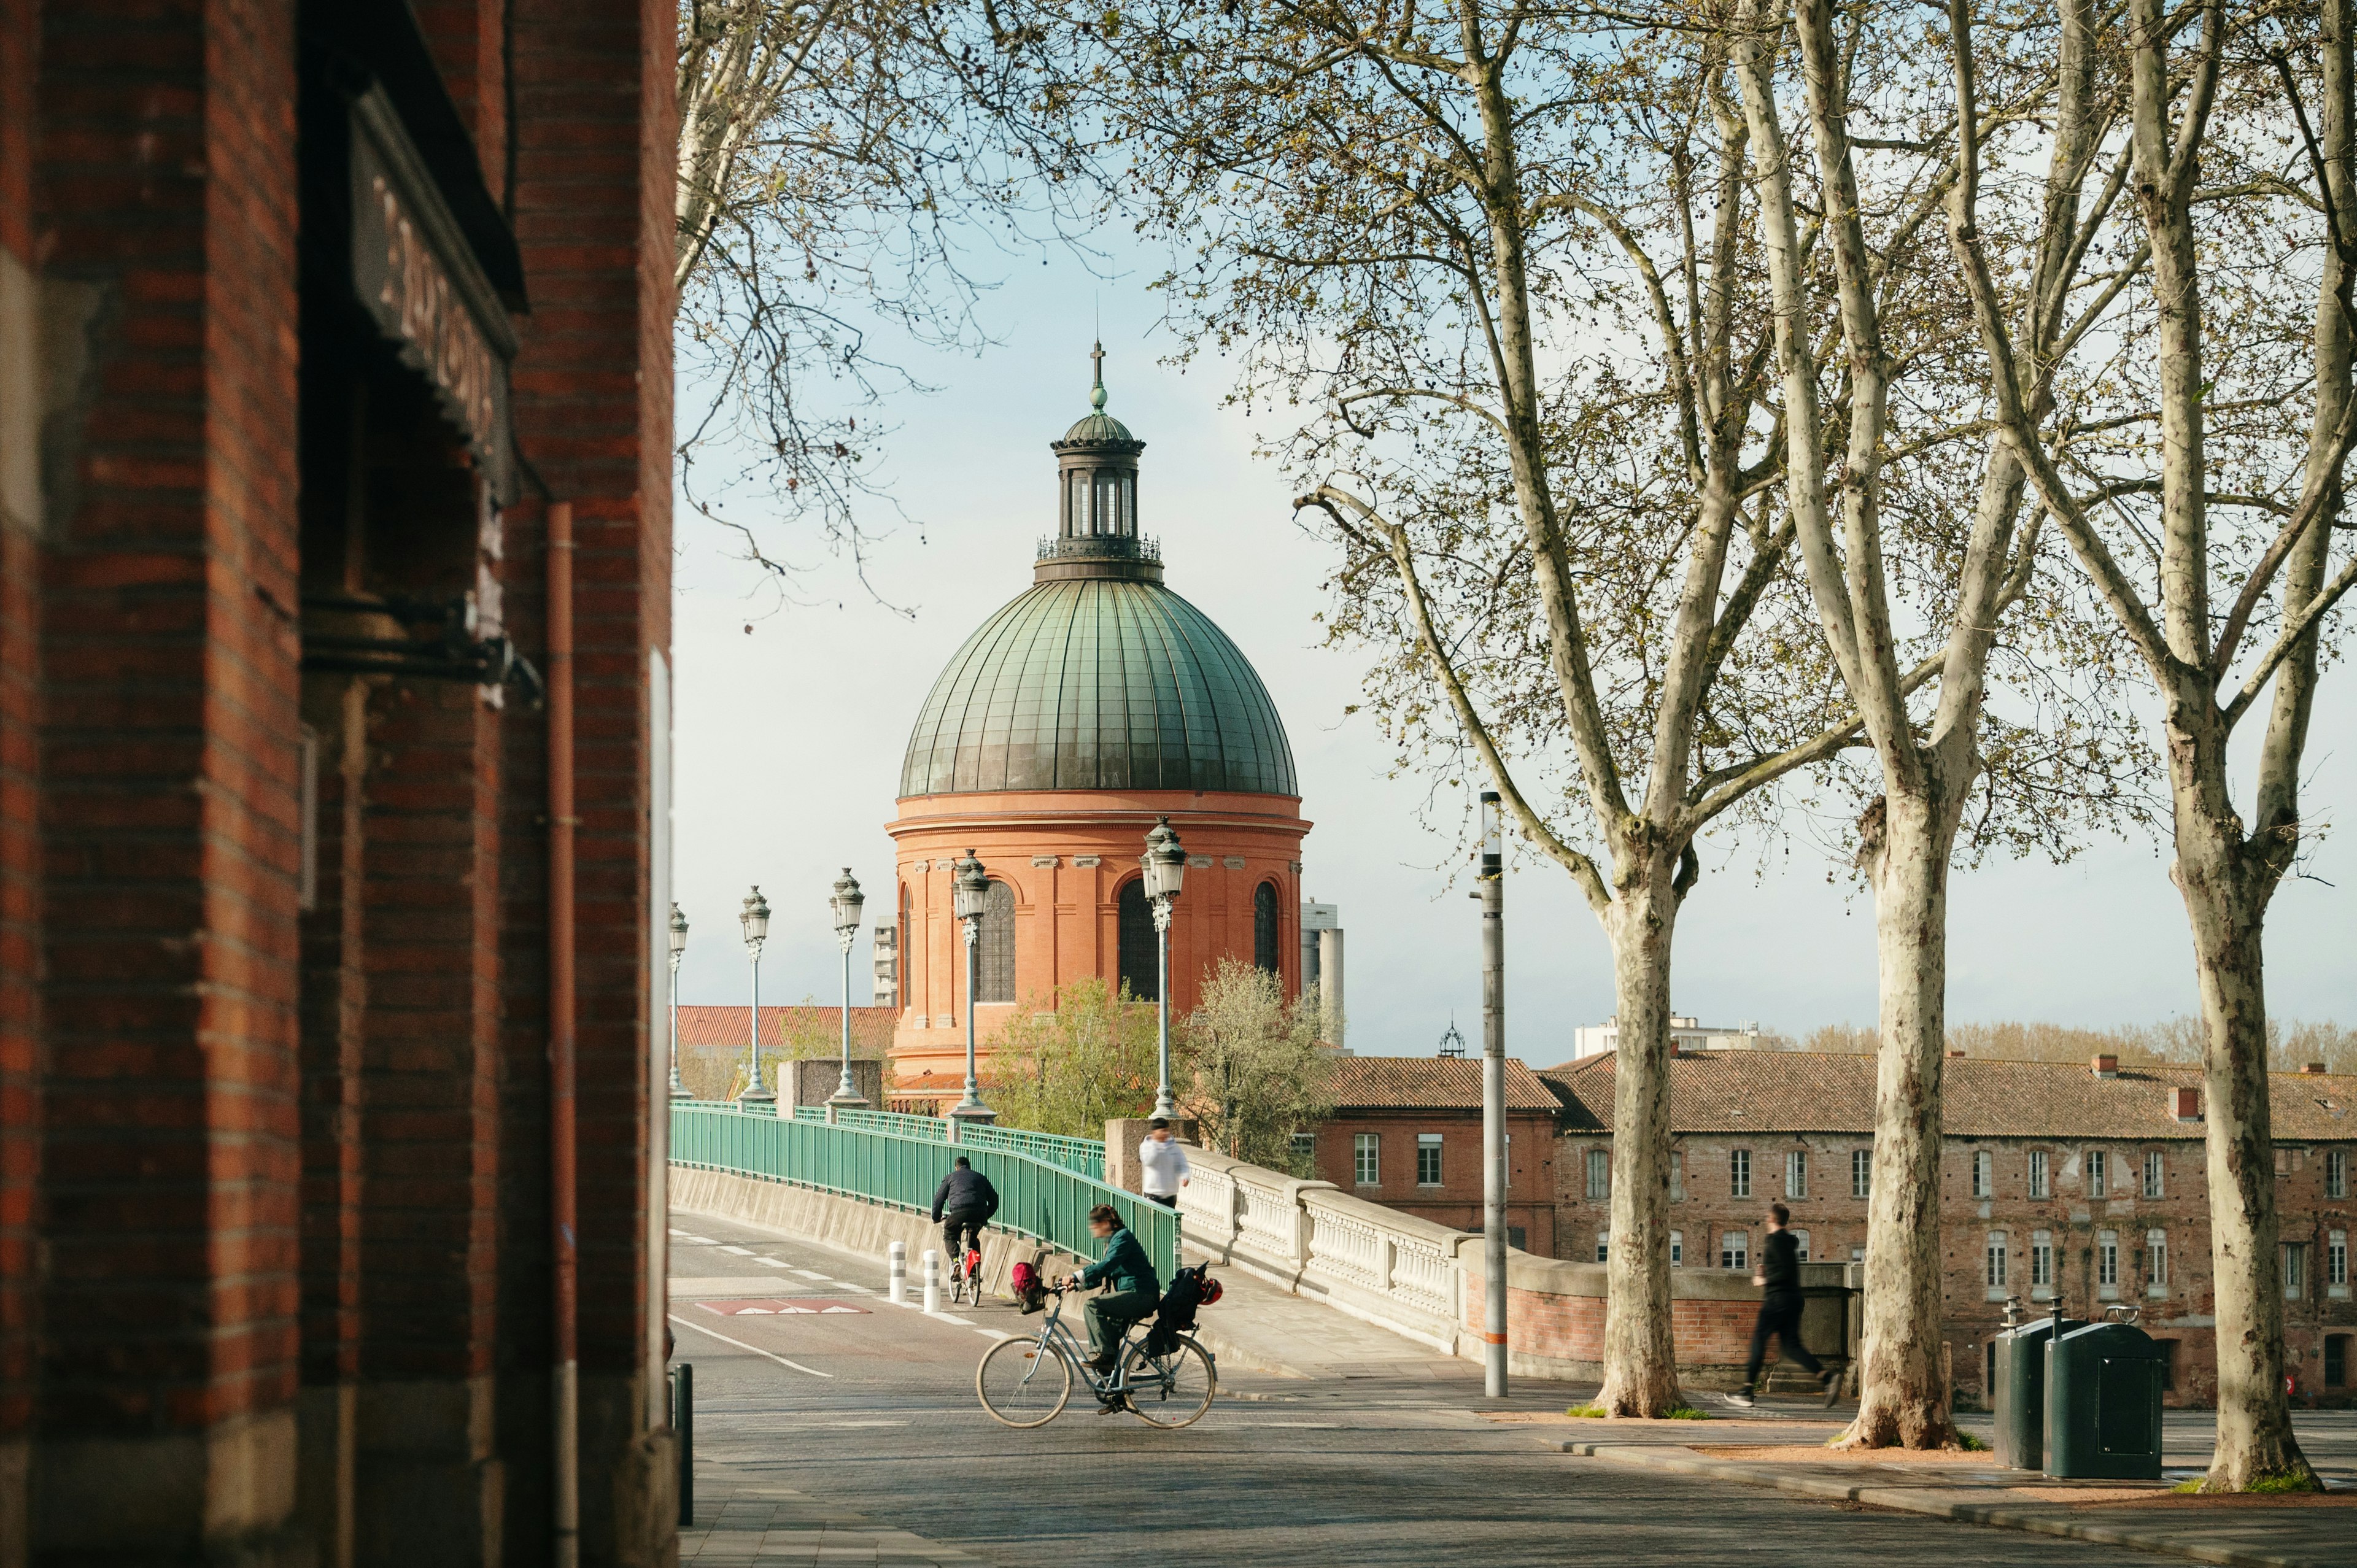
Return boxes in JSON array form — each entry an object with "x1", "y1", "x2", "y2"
[
  {"x1": 1840, "y1": 786, "x2": 1964, "y2": 1448},
  {"x1": 2170, "y1": 735, "x2": 2318, "y2": 1490},
  {"x1": 1596, "y1": 855, "x2": 1684, "y2": 1417}
]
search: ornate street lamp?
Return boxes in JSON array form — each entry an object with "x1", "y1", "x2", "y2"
[
  {"x1": 828, "y1": 868, "x2": 869, "y2": 1108},
  {"x1": 667, "y1": 903, "x2": 689, "y2": 1100},
  {"x1": 1141, "y1": 816, "x2": 1188, "y2": 1119},
  {"x1": 738, "y1": 886, "x2": 773, "y2": 1108},
  {"x1": 947, "y1": 850, "x2": 996, "y2": 1126}
]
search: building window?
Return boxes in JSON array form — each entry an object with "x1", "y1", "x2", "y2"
[
  {"x1": 1595, "y1": 1231, "x2": 1610, "y2": 1264},
  {"x1": 2329, "y1": 1230, "x2": 2348, "y2": 1295},
  {"x1": 2159, "y1": 1338, "x2": 2180, "y2": 1392},
  {"x1": 1417, "y1": 1133, "x2": 1444, "y2": 1187},
  {"x1": 1986, "y1": 1232, "x2": 2009, "y2": 1291},
  {"x1": 1972, "y1": 1150, "x2": 1992, "y2": 1200},
  {"x1": 2097, "y1": 1230, "x2": 2119, "y2": 1296},
  {"x1": 1849, "y1": 1245, "x2": 1864, "y2": 1262},
  {"x1": 977, "y1": 879, "x2": 1017, "y2": 1002},
  {"x1": 1586, "y1": 1148, "x2": 1609, "y2": 1200},
  {"x1": 2086, "y1": 1149, "x2": 2107, "y2": 1199},
  {"x1": 2144, "y1": 1150, "x2": 2164, "y2": 1199},
  {"x1": 1730, "y1": 1149, "x2": 1751, "y2": 1200},
  {"x1": 2029, "y1": 1149, "x2": 2051, "y2": 1199},
  {"x1": 2327, "y1": 1335, "x2": 2349, "y2": 1389},
  {"x1": 2032, "y1": 1230, "x2": 2054, "y2": 1291},
  {"x1": 1851, "y1": 1148, "x2": 1871, "y2": 1199},
  {"x1": 1720, "y1": 1230, "x2": 1749, "y2": 1271},
  {"x1": 1789, "y1": 1229, "x2": 1810, "y2": 1262},
  {"x1": 1670, "y1": 1230, "x2": 1684, "y2": 1267},
  {"x1": 1786, "y1": 1149, "x2": 1808, "y2": 1199},
  {"x1": 1670, "y1": 1150, "x2": 1684, "y2": 1201},
  {"x1": 1290, "y1": 1132, "x2": 1315, "y2": 1172},
  {"x1": 1508, "y1": 1226, "x2": 1527, "y2": 1251},
  {"x1": 1117, "y1": 878, "x2": 1159, "y2": 1001},
  {"x1": 1353, "y1": 1133, "x2": 1380, "y2": 1186},
  {"x1": 2328, "y1": 1149, "x2": 2348, "y2": 1200},
  {"x1": 1253, "y1": 881, "x2": 1280, "y2": 974},
  {"x1": 2147, "y1": 1229, "x2": 2169, "y2": 1294},
  {"x1": 2283, "y1": 1242, "x2": 2307, "y2": 1300}
]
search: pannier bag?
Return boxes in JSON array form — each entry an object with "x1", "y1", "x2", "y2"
[
  {"x1": 1011, "y1": 1254, "x2": 1048, "y2": 1315},
  {"x1": 1141, "y1": 1263, "x2": 1218, "y2": 1356}
]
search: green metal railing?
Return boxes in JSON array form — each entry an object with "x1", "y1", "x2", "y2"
[
  {"x1": 670, "y1": 1102, "x2": 1172, "y2": 1275},
  {"x1": 958, "y1": 1121, "x2": 1107, "y2": 1181}
]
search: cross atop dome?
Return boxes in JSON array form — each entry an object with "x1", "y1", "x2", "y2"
[{"x1": 1089, "y1": 338, "x2": 1107, "y2": 410}]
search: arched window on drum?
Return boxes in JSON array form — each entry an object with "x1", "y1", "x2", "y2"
[
  {"x1": 1117, "y1": 877, "x2": 1158, "y2": 1001},
  {"x1": 1253, "y1": 881, "x2": 1280, "y2": 975},
  {"x1": 977, "y1": 879, "x2": 1016, "y2": 1003}
]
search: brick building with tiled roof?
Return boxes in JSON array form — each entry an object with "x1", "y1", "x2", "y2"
[
  {"x1": 1299, "y1": 1057, "x2": 1563, "y2": 1256},
  {"x1": 1540, "y1": 1050, "x2": 2356, "y2": 1407},
  {"x1": 671, "y1": 1004, "x2": 899, "y2": 1101}
]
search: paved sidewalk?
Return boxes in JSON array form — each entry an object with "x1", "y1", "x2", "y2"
[
  {"x1": 679, "y1": 1458, "x2": 992, "y2": 1566},
  {"x1": 1181, "y1": 1244, "x2": 1469, "y2": 1381},
  {"x1": 1546, "y1": 1415, "x2": 2357, "y2": 1568}
]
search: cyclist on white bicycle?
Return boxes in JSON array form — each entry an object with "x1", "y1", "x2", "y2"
[
  {"x1": 930, "y1": 1156, "x2": 998, "y2": 1282},
  {"x1": 1059, "y1": 1203, "x2": 1159, "y2": 1412}
]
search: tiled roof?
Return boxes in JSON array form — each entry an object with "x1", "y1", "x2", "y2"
[
  {"x1": 1329, "y1": 1055, "x2": 1560, "y2": 1112},
  {"x1": 676, "y1": 1005, "x2": 899, "y2": 1051},
  {"x1": 1539, "y1": 1051, "x2": 2357, "y2": 1141}
]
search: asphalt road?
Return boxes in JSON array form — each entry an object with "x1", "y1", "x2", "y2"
[{"x1": 668, "y1": 1209, "x2": 2197, "y2": 1567}]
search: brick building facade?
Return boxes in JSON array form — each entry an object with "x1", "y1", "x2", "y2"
[
  {"x1": 0, "y1": 2, "x2": 678, "y2": 1563},
  {"x1": 1299, "y1": 1057, "x2": 1562, "y2": 1258},
  {"x1": 1544, "y1": 1051, "x2": 2357, "y2": 1408}
]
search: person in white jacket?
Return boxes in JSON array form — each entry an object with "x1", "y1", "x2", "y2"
[{"x1": 1139, "y1": 1118, "x2": 1190, "y2": 1207}]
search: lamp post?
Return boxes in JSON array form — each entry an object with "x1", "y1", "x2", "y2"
[
  {"x1": 1478, "y1": 790, "x2": 1507, "y2": 1397},
  {"x1": 667, "y1": 903, "x2": 689, "y2": 1100},
  {"x1": 1140, "y1": 816, "x2": 1187, "y2": 1121},
  {"x1": 738, "y1": 887, "x2": 773, "y2": 1108},
  {"x1": 828, "y1": 869, "x2": 869, "y2": 1108},
  {"x1": 946, "y1": 851, "x2": 996, "y2": 1127}
]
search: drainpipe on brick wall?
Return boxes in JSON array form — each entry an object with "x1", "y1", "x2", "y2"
[{"x1": 548, "y1": 501, "x2": 581, "y2": 1568}]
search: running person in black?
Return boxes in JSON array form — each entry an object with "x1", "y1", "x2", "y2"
[
  {"x1": 1725, "y1": 1202, "x2": 1838, "y2": 1407},
  {"x1": 930, "y1": 1156, "x2": 999, "y2": 1269}
]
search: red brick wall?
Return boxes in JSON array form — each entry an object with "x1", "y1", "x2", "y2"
[
  {"x1": 1306, "y1": 1108, "x2": 1558, "y2": 1259},
  {"x1": 34, "y1": 0, "x2": 304, "y2": 1446},
  {"x1": 1558, "y1": 1125, "x2": 2357, "y2": 1405},
  {"x1": 1459, "y1": 1272, "x2": 1765, "y2": 1370}
]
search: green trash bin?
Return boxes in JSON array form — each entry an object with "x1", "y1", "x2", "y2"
[
  {"x1": 2045, "y1": 1316, "x2": 2165, "y2": 1480},
  {"x1": 1992, "y1": 1306, "x2": 2076, "y2": 1470}
]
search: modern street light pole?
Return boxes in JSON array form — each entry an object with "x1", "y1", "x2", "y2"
[
  {"x1": 828, "y1": 869, "x2": 869, "y2": 1108},
  {"x1": 667, "y1": 903, "x2": 689, "y2": 1100},
  {"x1": 1140, "y1": 816, "x2": 1188, "y2": 1121},
  {"x1": 739, "y1": 887, "x2": 773, "y2": 1108},
  {"x1": 947, "y1": 851, "x2": 996, "y2": 1127},
  {"x1": 1479, "y1": 790, "x2": 1508, "y2": 1397}
]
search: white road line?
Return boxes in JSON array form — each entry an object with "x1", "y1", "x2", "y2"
[
  {"x1": 718, "y1": 1245, "x2": 754, "y2": 1256},
  {"x1": 668, "y1": 1314, "x2": 835, "y2": 1378},
  {"x1": 788, "y1": 1268, "x2": 827, "y2": 1280}
]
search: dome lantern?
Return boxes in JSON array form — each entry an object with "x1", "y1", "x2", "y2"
[{"x1": 1042, "y1": 341, "x2": 1158, "y2": 584}]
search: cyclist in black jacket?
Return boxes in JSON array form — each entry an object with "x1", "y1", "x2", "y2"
[
  {"x1": 931, "y1": 1156, "x2": 999, "y2": 1269},
  {"x1": 1725, "y1": 1202, "x2": 1837, "y2": 1408}
]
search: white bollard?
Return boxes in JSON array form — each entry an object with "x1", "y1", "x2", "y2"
[
  {"x1": 886, "y1": 1240, "x2": 907, "y2": 1305},
  {"x1": 922, "y1": 1248, "x2": 941, "y2": 1314}
]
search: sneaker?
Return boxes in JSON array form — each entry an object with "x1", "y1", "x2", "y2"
[
  {"x1": 1095, "y1": 1397, "x2": 1126, "y2": 1415},
  {"x1": 1721, "y1": 1390, "x2": 1755, "y2": 1409},
  {"x1": 1822, "y1": 1367, "x2": 1843, "y2": 1408}
]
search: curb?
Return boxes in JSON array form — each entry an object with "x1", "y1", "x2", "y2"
[{"x1": 1560, "y1": 1443, "x2": 2338, "y2": 1568}]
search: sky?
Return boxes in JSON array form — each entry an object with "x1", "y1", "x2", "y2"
[{"x1": 668, "y1": 247, "x2": 2356, "y2": 1065}]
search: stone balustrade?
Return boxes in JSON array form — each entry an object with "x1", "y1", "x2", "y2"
[{"x1": 1178, "y1": 1146, "x2": 1858, "y2": 1384}]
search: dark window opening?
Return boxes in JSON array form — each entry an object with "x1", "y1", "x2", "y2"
[
  {"x1": 2327, "y1": 1335, "x2": 2348, "y2": 1389},
  {"x1": 978, "y1": 879, "x2": 1016, "y2": 1003},
  {"x1": 1117, "y1": 877, "x2": 1158, "y2": 1001},
  {"x1": 1253, "y1": 881, "x2": 1280, "y2": 974}
]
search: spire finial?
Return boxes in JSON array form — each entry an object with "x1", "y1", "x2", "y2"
[{"x1": 1089, "y1": 339, "x2": 1107, "y2": 411}]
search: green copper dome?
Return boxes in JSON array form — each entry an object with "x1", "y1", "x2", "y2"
[{"x1": 899, "y1": 576, "x2": 1298, "y2": 797}]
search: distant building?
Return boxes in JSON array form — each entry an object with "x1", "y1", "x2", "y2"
[
  {"x1": 872, "y1": 920, "x2": 899, "y2": 1007},
  {"x1": 1543, "y1": 1050, "x2": 2357, "y2": 1407},
  {"x1": 1570, "y1": 1014, "x2": 1765, "y2": 1058},
  {"x1": 1302, "y1": 1057, "x2": 1560, "y2": 1256},
  {"x1": 1301, "y1": 900, "x2": 1344, "y2": 1051}
]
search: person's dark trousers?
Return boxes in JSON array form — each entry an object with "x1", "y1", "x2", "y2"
[
  {"x1": 1085, "y1": 1288, "x2": 1158, "y2": 1364},
  {"x1": 1744, "y1": 1289, "x2": 1824, "y2": 1391},
  {"x1": 942, "y1": 1210, "x2": 986, "y2": 1264},
  {"x1": 1143, "y1": 1192, "x2": 1177, "y2": 1208}
]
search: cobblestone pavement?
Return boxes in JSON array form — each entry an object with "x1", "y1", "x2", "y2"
[{"x1": 666, "y1": 1208, "x2": 2212, "y2": 1567}]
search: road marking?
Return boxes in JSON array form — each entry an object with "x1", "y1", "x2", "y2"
[
  {"x1": 789, "y1": 1268, "x2": 827, "y2": 1280},
  {"x1": 824, "y1": 1281, "x2": 875, "y2": 1294},
  {"x1": 718, "y1": 1245, "x2": 754, "y2": 1256},
  {"x1": 668, "y1": 1314, "x2": 835, "y2": 1378}
]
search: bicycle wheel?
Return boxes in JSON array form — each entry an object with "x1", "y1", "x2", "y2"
[
  {"x1": 977, "y1": 1336, "x2": 1072, "y2": 1428},
  {"x1": 1121, "y1": 1335, "x2": 1216, "y2": 1429}
]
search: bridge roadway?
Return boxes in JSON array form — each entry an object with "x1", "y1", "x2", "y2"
[{"x1": 663, "y1": 1208, "x2": 2199, "y2": 1567}]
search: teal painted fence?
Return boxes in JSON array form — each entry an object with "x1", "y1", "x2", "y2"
[
  {"x1": 670, "y1": 1102, "x2": 1171, "y2": 1275},
  {"x1": 956, "y1": 1121, "x2": 1107, "y2": 1181}
]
